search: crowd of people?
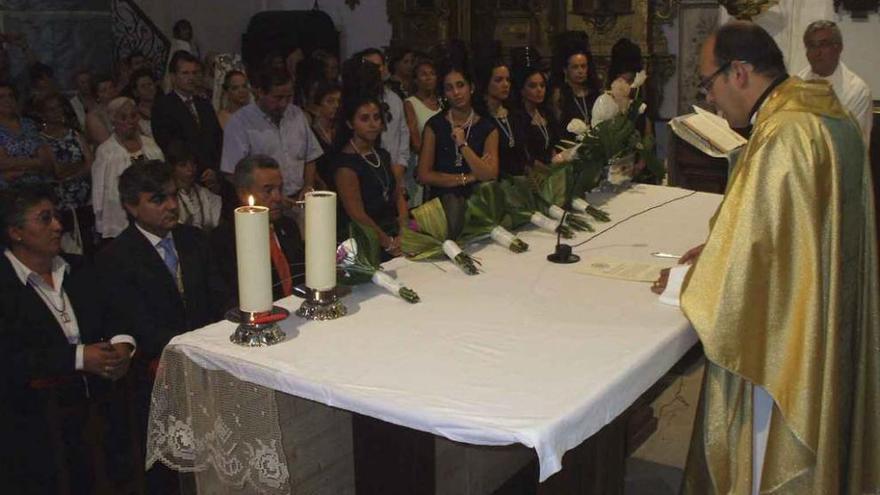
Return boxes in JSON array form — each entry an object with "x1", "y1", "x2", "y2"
[{"x1": 0, "y1": 15, "x2": 875, "y2": 495}]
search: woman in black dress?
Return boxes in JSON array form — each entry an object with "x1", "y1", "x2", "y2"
[
  {"x1": 477, "y1": 59, "x2": 529, "y2": 178},
  {"x1": 333, "y1": 95, "x2": 408, "y2": 256},
  {"x1": 550, "y1": 45, "x2": 600, "y2": 138},
  {"x1": 417, "y1": 65, "x2": 499, "y2": 201},
  {"x1": 515, "y1": 65, "x2": 559, "y2": 170}
]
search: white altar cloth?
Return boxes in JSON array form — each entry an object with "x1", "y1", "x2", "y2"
[{"x1": 158, "y1": 184, "x2": 721, "y2": 482}]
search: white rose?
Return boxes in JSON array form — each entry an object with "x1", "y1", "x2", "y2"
[
  {"x1": 631, "y1": 70, "x2": 647, "y2": 90},
  {"x1": 566, "y1": 118, "x2": 589, "y2": 137},
  {"x1": 638, "y1": 103, "x2": 647, "y2": 115}
]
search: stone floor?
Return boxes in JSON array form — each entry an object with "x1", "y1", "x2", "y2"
[{"x1": 624, "y1": 358, "x2": 705, "y2": 495}]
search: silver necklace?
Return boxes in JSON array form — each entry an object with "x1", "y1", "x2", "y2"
[
  {"x1": 493, "y1": 107, "x2": 515, "y2": 148},
  {"x1": 531, "y1": 109, "x2": 550, "y2": 149},
  {"x1": 350, "y1": 139, "x2": 391, "y2": 201},
  {"x1": 30, "y1": 281, "x2": 71, "y2": 323},
  {"x1": 448, "y1": 109, "x2": 475, "y2": 168},
  {"x1": 572, "y1": 93, "x2": 590, "y2": 121}
]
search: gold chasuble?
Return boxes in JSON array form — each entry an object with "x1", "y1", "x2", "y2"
[{"x1": 680, "y1": 77, "x2": 880, "y2": 494}]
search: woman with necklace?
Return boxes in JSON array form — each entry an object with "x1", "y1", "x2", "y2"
[
  {"x1": 550, "y1": 45, "x2": 599, "y2": 139},
  {"x1": 403, "y1": 58, "x2": 441, "y2": 205},
  {"x1": 478, "y1": 59, "x2": 529, "y2": 177},
  {"x1": 34, "y1": 93, "x2": 95, "y2": 254},
  {"x1": 0, "y1": 183, "x2": 135, "y2": 494},
  {"x1": 417, "y1": 66, "x2": 498, "y2": 202},
  {"x1": 334, "y1": 95, "x2": 408, "y2": 257},
  {"x1": 307, "y1": 79, "x2": 342, "y2": 189},
  {"x1": 91, "y1": 96, "x2": 164, "y2": 240},
  {"x1": 516, "y1": 65, "x2": 559, "y2": 170}
]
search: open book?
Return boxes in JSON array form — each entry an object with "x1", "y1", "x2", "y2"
[{"x1": 669, "y1": 106, "x2": 747, "y2": 158}]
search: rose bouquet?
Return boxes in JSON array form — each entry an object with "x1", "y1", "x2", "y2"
[
  {"x1": 500, "y1": 176, "x2": 574, "y2": 239},
  {"x1": 337, "y1": 221, "x2": 420, "y2": 303},
  {"x1": 401, "y1": 198, "x2": 481, "y2": 275},
  {"x1": 461, "y1": 181, "x2": 528, "y2": 253}
]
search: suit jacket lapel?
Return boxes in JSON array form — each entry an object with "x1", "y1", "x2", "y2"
[{"x1": 128, "y1": 226, "x2": 184, "y2": 306}]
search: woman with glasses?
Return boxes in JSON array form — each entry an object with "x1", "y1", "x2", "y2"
[
  {"x1": 0, "y1": 183, "x2": 135, "y2": 494},
  {"x1": 417, "y1": 65, "x2": 499, "y2": 202}
]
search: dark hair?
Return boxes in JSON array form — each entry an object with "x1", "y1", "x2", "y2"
[
  {"x1": 514, "y1": 65, "x2": 551, "y2": 114},
  {"x1": 118, "y1": 160, "x2": 173, "y2": 207},
  {"x1": 233, "y1": 154, "x2": 280, "y2": 191},
  {"x1": 342, "y1": 55, "x2": 383, "y2": 100},
  {"x1": 252, "y1": 69, "x2": 292, "y2": 93},
  {"x1": 164, "y1": 140, "x2": 193, "y2": 167},
  {"x1": 358, "y1": 48, "x2": 386, "y2": 65},
  {"x1": 29, "y1": 91, "x2": 65, "y2": 117},
  {"x1": 0, "y1": 182, "x2": 56, "y2": 247},
  {"x1": 29, "y1": 63, "x2": 54, "y2": 83},
  {"x1": 388, "y1": 47, "x2": 415, "y2": 74},
  {"x1": 222, "y1": 69, "x2": 247, "y2": 91},
  {"x1": 552, "y1": 43, "x2": 600, "y2": 97},
  {"x1": 714, "y1": 21, "x2": 786, "y2": 78},
  {"x1": 172, "y1": 19, "x2": 193, "y2": 39},
  {"x1": 606, "y1": 38, "x2": 643, "y2": 88},
  {"x1": 169, "y1": 50, "x2": 200, "y2": 74},
  {"x1": 475, "y1": 59, "x2": 511, "y2": 114},
  {"x1": 126, "y1": 68, "x2": 155, "y2": 100},
  {"x1": 336, "y1": 94, "x2": 385, "y2": 150},
  {"x1": 126, "y1": 50, "x2": 145, "y2": 65},
  {"x1": 309, "y1": 79, "x2": 341, "y2": 107},
  {"x1": 89, "y1": 73, "x2": 115, "y2": 97}
]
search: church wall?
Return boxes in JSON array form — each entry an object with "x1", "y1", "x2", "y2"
[{"x1": 134, "y1": 0, "x2": 392, "y2": 58}]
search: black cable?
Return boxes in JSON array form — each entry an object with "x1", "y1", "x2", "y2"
[{"x1": 571, "y1": 190, "x2": 699, "y2": 248}]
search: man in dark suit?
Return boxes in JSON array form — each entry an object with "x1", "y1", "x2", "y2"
[
  {"x1": 212, "y1": 154, "x2": 304, "y2": 306},
  {"x1": 151, "y1": 50, "x2": 223, "y2": 194},
  {"x1": 98, "y1": 161, "x2": 227, "y2": 494},
  {"x1": 0, "y1": 183, "x2": 135, "y2": 494}
]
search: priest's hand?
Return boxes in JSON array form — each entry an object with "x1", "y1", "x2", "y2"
[
  {"x1": 679, "y1": 244, "x2": 705, "y2": 265},
  {"x1": 83, "y1": 342, "x2": 124, "y2": 380},
  {"x1": 651, "y1": 268, "x2": 670, "y2": 294}
]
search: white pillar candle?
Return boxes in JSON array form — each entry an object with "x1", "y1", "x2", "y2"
[
  {"x1": 234, "y1": 197, "x2": 273, "y2": 313},
  {"x1": 305, "y1": 191, "x2": 337, "y2": 291}
]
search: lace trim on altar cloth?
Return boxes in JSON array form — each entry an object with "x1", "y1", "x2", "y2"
[{"x1": 146, "y1": 347, "x2": 290, "y2": 494}]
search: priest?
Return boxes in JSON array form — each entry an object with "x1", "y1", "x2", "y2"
[{"x1": 657, "y1": 21, "x2": 879, "y2": 494}]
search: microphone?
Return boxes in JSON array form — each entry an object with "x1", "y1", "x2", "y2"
[{"x1": 547, "y1": 203, "x2": 580, "y2": 264}]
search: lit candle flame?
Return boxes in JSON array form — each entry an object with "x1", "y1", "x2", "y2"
[{"x1": 248, "y1": 195, "x2": 255, "y2": 207}]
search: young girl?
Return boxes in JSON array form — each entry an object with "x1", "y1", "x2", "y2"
[
  {"x1": 417, "y1": 66, "x2": 498, "y2": 201},
  {"x1": 333, "y1": 95, "x2": 409, "y2": 257}
]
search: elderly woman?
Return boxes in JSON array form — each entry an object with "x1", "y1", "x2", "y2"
[
  {"x1": 0, "y1": 81, "x2": 55, "y2": 186},
  {"x1": 91, "y1": 96, "x2": 163, "y2": 240},
  {"x1": 84, "y1": 74, "x2": 118, "y2": 148},
  {"x1": 126, "y1": 68, "x2": 157, "y2": 137},
  {"x1": 0, "y1": 183, "x2": 135, "y2": 494}
]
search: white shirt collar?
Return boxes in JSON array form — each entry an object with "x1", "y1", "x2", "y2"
[
  {"x1": 175, "y1": 90, "x2": 194, "y2": 103},
  {"x1": 135, "y1": 223, "x2": 172, "y2": 247},
  {"x1": 4, "y1": 249, "x2": 69, "y2": 289}
]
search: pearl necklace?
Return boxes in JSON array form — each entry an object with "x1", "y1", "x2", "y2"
[
  {"x1": 448, "y1": 109, "x2": 475, "y2": 168},
  {"x1": 350, "y1": 139, "x2": 391, "y2": 201}
]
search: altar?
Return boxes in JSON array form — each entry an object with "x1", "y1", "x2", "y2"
[{"x1": 146, "y1": 184, "x2": 722, "y2": 494}]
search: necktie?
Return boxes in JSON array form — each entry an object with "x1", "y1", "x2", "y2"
[
  {"x1": 158, "y1": 237, "x2": 179, "y2": 278},
  {"x1": 269, "y1": 230, "x2": 293, "y2": 297},
  {"x1": 183, "y1": 97, "x2": 200, "y2": 126}
]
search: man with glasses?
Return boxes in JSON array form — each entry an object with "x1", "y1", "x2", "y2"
[
  {"x1": 797, "y1": 20, "x2": 872, "y2": 146},
  {"x1": 663, "y1": 21, "x2": 879, "y2": 495}
]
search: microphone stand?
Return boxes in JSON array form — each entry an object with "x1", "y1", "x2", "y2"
[{"x1": 547, "y1": 195, "x2": 580, "y2": 264}]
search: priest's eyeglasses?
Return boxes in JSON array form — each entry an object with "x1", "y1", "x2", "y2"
[{"x1": 697, "y1": 61, "x2": 733, "y2": 96}]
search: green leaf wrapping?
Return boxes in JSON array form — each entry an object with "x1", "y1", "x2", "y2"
[
  {"x1": 337, "y1": 222, "x2": 381, "y2": 285},
  {"x1": 461, "y1": 181, "x2": 510, "y2": 243},
  {"x1": 500, "y1": 176, "x2": 539, "y2": 228},
  {"x1": 401, "y1": 198, "x2": 447, "y2": 260}
]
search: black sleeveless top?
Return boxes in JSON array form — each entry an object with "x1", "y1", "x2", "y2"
[
  {"x1": 424, "y1": 111, "x2": 496, "y2": 199},
  {"x1": 334, "y1": 148, "x2": 399, "y2": 235},
  {"x1": 555, "y1": 85, "x2": 598, "y2": 141},
  {"x1": 521, "y1": 110, "x2": 561, "y2": 166},
  {"x1": 491, "y1": 110, "x2": 530, "y2": 178}
]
